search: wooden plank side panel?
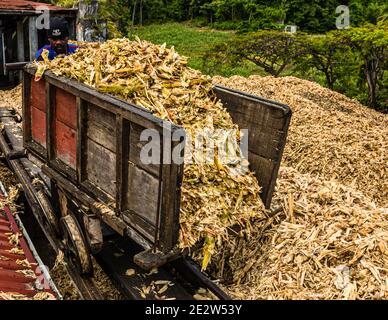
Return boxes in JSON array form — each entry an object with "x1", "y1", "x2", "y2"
[
  {"x1": 23, "y1": 73, "x2": 32, "y2": 146},
  {"x1": 231, "y1": 115, "x2": 284, "y2": 160},
  {"x1": 219, "y1": 110, "x2": 285, "y2": 160},
  {"x1": 215, "y1": 86, "x2": 290, "y2": 160},
  {"x1": 87, "y1": 104, "x2": 116, "y2": 153},
  {"x1": 83, "y1": 102, "x2": 118, "y2": 197},
  {"x1": 31, "y1": 107, "x2": 46, "y2": 147},
  {"x1": 128, "y1": 122, "x2": 160, "y2": 176},
  {"x1": 30, "y1": 79, "x2": 46, "y2": 111},
  {"x1": 122, "y1": 212, "x2": 156, "y2": 244},
  {"x1": 55, "y1": 88, "x2": 77, "y2": 129},
  {"x1": 124, "y1": 162, "x2": 159, "y2": 226},
  {"x1": 215, "y1": 88, "x2": 287, "y2": 130},
  {"x1": 29, "y1": 77, "x2": 47, "y2": 148},
  {"x1": 248, "y1": 151, "x2": 278, "y2": 208},
  {"x1": 86, "y1": 139, "x2": 117, "y2": 197},
  {"x1": 55, "y1": 120, "x2": 77, "y2": 168},
  {"x1": 215, "y1": 86, "x2": 292, "y2": 209}
]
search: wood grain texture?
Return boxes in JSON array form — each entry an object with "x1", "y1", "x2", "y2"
[
  {"x1": 86, "y1": 103, "x2": 116, "y2": 153},
  {"x1": 122, "y1": 213, "x2": 156, "y2": 243},
  {"x1": 115, "y1": 117, "x2": 129, "y2": 213},
  {"x1": 55, "y1": 120, "x2": 77, "y2": 168},
  {"x1": 55, "y1": 88, "x2": 77, "y2": 130},
  {"x1": 124, "y1": 162, "x2": 159, "y2": 225},
  {"x1": 30, "y1": 79, "x2": 46, "y2": 111},
  {"x1": 46, "y1": 82, "x2": 55, "y2": 162},
  {"x1": 31, "y1": 106, "x2": 46, "y2": 147},
  {"x1": 214, "y1": 85, "x2": 291, "y2": 209},
  {"x1": 85, "y1": 138, "x2": 117, "y2": 196},
  {"x1": 128, "y1": 122, "x2": 160, "y2": 177},
  {"x1": 76, "y1": 98, "x2": 87, "y2": 182},
  {"x1": 23, "y1": 73, "x2": 32, "y2": 146}
]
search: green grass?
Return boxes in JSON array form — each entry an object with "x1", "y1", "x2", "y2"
[{"x1": 131, "y1": 22, "x2": 263, "y2": 77}]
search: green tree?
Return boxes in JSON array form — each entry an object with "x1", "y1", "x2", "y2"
[
  {"x1": 346, "y1": 22, "x2": 388, "y2": 108},
  {"x1": 233, "y1": 31, "x2": 308, "y2": 77},
  {"x1": 298, "y1": 32, "x2": 354, "y2": 90},
  {"x1": 206, "y1": 31, "x2": 307, "y2": 77}
]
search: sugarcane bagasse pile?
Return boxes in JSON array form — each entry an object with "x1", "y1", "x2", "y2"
[
  {"x1": 34, "y1": 38, "x2": 267, "y2": 271},
  {"x1": 212, "y1": 76, "x2": 387, "y2": 300}
]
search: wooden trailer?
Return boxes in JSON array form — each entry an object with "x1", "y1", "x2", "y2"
[{"x1": 22, "y1": 65, "x2": 291, "y2": 273}]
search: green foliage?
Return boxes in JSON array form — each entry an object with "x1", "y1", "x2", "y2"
[
  {"x1": 204, "y1": 31, "x2": 308, "y2": 77},
  {"x1": 132, "y1": 23, "x2": 262, "y2": 76},
  {"x1": 296, "y1": 32, "x2": 357, "y2": 89},
  {"x1": 345, "y1": 21, "x2": 388, "y2": 110},
  {"x1": 50, "y1": 0, "x2": 387, "y2": 33},
  {"x1": 205, "y1": 26, "x2": 387, "y2": 111},
  {"x1": 48, "y1": 1, "x2": 388, "y2": 111}
]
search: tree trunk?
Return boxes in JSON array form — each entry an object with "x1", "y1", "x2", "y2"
[
  {"x1": 325, "y1": 71, "x2": 334, "y2": 90},
  {"x1": 365, "y1": 56, "x2": 378, "y2": 108},
  {"x1": 130, "y1": 0, "x2": 138, "y2": 38},
  {"x1": 140, "y1": 0, "x2": 143, "y2": 26}
]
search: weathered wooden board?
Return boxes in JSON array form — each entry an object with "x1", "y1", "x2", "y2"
[
  {"x1": 122, "y1": 212, "x2": 156, "y2": 244},
  {"x1": 30, "y1": 79, "x2": 46, "y2": 112},
  {"x1": 215, "y1": 86, "x2": 289, "y2": 160},
  {"x1": 248, "y1": 151, "x2": 276, "y2": 195},
  {"x1": 29, "y1": 79, "x2": 47, "y2": 148},
  {"x1": 214, "y1": 85, "x2": 291, "y2": 208},
  {"x1": 128, "y1": 122, "x2": 160, "y2": 177},
  {"x1": 83, "y1": 103, "x2": 117, "y2": 197},
  {"x1": 55, "y1": 88, "x2": 77, "y2": 130},
  {"x1": 124, "y1": 162, "x2": 159, "y2": 225},
  {"x1": 85, "y1": 138, "x2": 117, "y2": 197},
  {"x1": 31, "y1": 106, "x2": 46, "y2": 147},
  {"x1": 55, "y1": 120, "x2": 77, "y2": 168},
  {"x1": 86, "y1": 103, "x2": 116, "y2": 153}
]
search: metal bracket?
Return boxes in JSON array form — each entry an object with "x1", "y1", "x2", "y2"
[
  {"x1": 134, "y1": 249, "x2": 182, "y2": 271},
  {"x1": 7, "y1": 148, "x2": 28, "y2": 160},
  {"x1": 82, "y1": 211, "x2": 104, "y2": 254}
]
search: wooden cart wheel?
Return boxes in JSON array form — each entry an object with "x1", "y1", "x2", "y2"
[
  {"x1": 36, "y1": 189, "x2": 61, "y2": 236},
  {"x1": 60, "y1": 214, "x2": 93, "y2": 275}
]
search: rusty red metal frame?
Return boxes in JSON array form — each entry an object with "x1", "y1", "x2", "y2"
[{"x1": 0, "y1": 191, "x2": 57, "y2": 299}]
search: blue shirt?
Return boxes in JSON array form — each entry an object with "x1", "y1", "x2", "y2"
[{"x1": 35, "y1": 44, "x2": 79, "y2": 61}]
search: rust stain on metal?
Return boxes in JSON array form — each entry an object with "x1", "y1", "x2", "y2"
[{"x1": 0, "y1": 194, "x2": 56, "y2": 299}]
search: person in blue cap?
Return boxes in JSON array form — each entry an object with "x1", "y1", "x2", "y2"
[{"x1": 36, "y1": 17, "x2": 79, "y2": 61}]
